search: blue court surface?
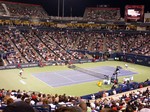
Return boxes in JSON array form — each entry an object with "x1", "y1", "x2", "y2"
[{"x1": 32, "y1": 66, "x2": 137, "y2": 87}]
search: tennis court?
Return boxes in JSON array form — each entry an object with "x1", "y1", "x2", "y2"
[{"x1": 32, "y1": 66, "x2": 137, "y2": 87}]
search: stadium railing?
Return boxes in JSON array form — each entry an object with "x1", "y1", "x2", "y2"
[
  {"x1": 81, "y1": 81, "x2": 150, "y2": 100},
  {"x1": 112, "y1": 53, "x2": 150, "y2": 67},
  {"x1": 33, "y1": 105, "x2": 51, "y2": 112}
]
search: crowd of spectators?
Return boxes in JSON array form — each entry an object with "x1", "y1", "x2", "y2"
[
  {"x1": 105, "y1": 33, "x2": 119, "y2": 53},
  {"x1": 81, "y1": 79, "x2": 150, "y2": 112},
  {"x1": 120, "y1": 33, "x2": 135, "y2": 54},
  {"x1": 0, "y1": 30, "x2": 25, "y2": 65},
  {"x1": 84, "y1": 8, "x2": 120, "y2": 21},
  {"x1": 120, "y1": 33, "x2": 150, "y2": 56},
  {"x1": 92, "y1": 87, "x2": 150, "y2": 112},
  {"x1": 0, "y1": 27, "x2": 149, "y2": 66},
  {"x1": 0, "y1": 82, "x2": 149, "y2": 112},
  {"x1": 129, "y1": 33, "x2": 150, "y2": 56},
  {"x1": 38, "y1": 30, "x2": 77, "y2": 61},
  {"x1": 0, "y1": 3, "x2": 7, "y2": 16},
  {"x1": 0, "y1": 1, "x2": 48, "y2": 18},
  {"x1": 22, "y1": 30, "x2": 57, "y2": 62},
  {"x1": 89, "y1": 32, "x2": 104, "y2": 52},
  {"x1": 8, "y1": 30, "x2": 42, "y2": 63},
  {"x1": 0, "y1": 88, "x2": 82, "y2": 112}
]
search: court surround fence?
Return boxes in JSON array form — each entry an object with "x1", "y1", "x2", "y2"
[
  {"x1": 0, "y1": 59, "x2": 96, "y2": 70},
  {"x1": 112, "y1": 53, "x2": 150, "y2": 67},
  {"x1": 0, "y1": 52, "x2": 149, "y2": 70}
]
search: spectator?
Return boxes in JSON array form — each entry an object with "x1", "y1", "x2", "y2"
[{"x1": 3, "y1": 101, "x2": 36, "y2": 112}]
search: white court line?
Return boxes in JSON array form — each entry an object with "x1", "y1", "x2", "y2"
[
  {"x1": 20, "y1": 80, "x2": 26, "y2": 85},
  {"x1": 54, "y1": 72, "x2": 75, "y2": 82}
]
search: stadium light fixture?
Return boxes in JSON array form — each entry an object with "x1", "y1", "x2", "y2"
[
  {"x1": 62, "y1": 0, "x2": 65, "y2": 17},
  {"x1": 58, "y1": 0, "x2": 60, "y2": 17}
]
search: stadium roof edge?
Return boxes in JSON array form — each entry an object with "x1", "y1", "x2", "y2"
[{"x1": 86, "y1": 7, "x2": 120, "y2": 10}]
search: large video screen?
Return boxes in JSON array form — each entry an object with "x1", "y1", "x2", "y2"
[{"x1": 125, "y1": 5, "x2": 144, "y2": 22}]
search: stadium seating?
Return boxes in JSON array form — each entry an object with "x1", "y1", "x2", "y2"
[
  {"x1": 81, "y1": 81, "x2": 150, "y2": 100},
  {"x1": 0, "y1": 81, "x2": 148, "y2": 112},
  {"x1": 32, "y1": 105, "x2": 51, "y2": 112},
  {"x1": 0, "y1": 27, "x2": 149, "y2": 66},
  {"x1": 84, "y1": 7, "x2": 121, "y2": 21},
  {"x1": 0, "y1": 1, "x2": 48, "y2": 18}
]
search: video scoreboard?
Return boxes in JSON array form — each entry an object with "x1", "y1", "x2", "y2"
[{"x1": 125, "y1": 5, "x2": 144, "y2": 22}]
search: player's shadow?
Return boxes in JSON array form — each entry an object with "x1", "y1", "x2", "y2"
[
  {"x1": 21, "y1": 77, "x2": 27, "y2": 79},
  {"x1": 19, "y1": 75, "x2": 27, "y2": 79}
]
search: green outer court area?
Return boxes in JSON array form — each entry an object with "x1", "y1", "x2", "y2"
[{"x1": 0, "y1": 61, "x2": 149, "y2": 96}]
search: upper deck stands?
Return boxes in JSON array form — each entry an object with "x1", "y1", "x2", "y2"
[
  {"x1": 84, "y1": 7, "x2": 121, "y2": 21},
  {"x1": 0, "y1": 1, "x2": 48, "y2": 18}
]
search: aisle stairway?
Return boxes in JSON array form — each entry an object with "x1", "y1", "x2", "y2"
[{"x1": 6, "y1": 34, "x2": 27, "y2": 63}]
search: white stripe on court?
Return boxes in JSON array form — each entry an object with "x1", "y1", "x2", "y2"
[
  {"x1": 54, "y1": 72, "x2": 75, "y2": 82},
  {"x1": 20, "y1": 80, "x2": 26, "y2": 85}
]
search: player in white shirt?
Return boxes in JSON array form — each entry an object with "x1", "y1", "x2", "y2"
[
  {"x1": 19, "y1": 69, "x2": 23, "y2": 77},
  {"x1": 125, "y1": 64, "x2": 128, "y2": 68}
]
